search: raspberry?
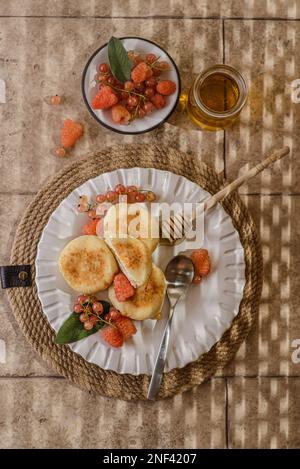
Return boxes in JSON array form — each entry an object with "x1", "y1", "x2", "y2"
[
  {"x1": 102, "y1": 325, "x2": 124, "y2": 347},
  {"x1": 50, "y1": 95, "x2": 62, "y2": 105},
  {"x1": 82, "y1": 218, "x2": 99, "y2": 236},
  {"x1": 131, "y1": 62, "x2": 153, "y2": 84},
  {"x1": 151, "y1": 93, "x2": 166, "y2": 109},
  {"x1": 156, "y1": 80, "x2": 177, "y2": 96},
  {"x1": 114, "y1": 316, "x2": 137, "y2": 340},
  {"x1": 92, "y1": 86, "x2": 118, "y2": 110},
  {"x1": 60, "y1": 119, "x2": 83, "y2": 148},
  {"x1": 191, "y1": 249, "x2": 211, "y2": 283},
  {"x1": 113, "y1": 273, "x2": 135, "y2": 302},
  {"x1": 111, "y1": 104, "x2": 131, "y2": 125}
]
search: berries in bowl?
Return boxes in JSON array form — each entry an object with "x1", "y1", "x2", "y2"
[{"x1": 82, "y1": 37, "x2": 180, "y2": 134}]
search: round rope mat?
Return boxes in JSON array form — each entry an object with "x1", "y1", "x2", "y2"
[{"x1": 7, "y1": 144, "x2": 263, "y2": 400}]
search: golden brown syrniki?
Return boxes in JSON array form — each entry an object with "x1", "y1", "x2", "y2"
[
  {"x1": 108, "y1": 264, "x2": 167, "y2": 320},
  {"x1": 59, "y1": 235, "x2": 118, "y2": 294},
  {"x1": 106, "y1": 237, "x2": 152, "y2": 288}
]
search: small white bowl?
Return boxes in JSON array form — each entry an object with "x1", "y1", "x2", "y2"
[{"x1": 81, "y1": 37, "x2": 181, "y2": 134}]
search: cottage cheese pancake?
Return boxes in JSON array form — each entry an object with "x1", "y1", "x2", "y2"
[
  {"x1": 106, "y1": 237, "x2": 152, "y2": 288},
  {"x1": 59, "y1": 235, "x2": 118, "y2": 294},
  {"x1": 108, "y1": 264, "x2": 166, "y2": 320}
]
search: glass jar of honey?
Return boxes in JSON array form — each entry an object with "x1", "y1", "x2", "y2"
[{"x1": 186, "y1": 65, "x2": 248, "y2": 131}]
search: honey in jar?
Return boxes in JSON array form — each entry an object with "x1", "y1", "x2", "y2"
[{"x1": 186, "y1": 65, "x2": 248, "y2": 131}]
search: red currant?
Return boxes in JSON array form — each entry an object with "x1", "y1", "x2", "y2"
[
  {"x1": 92, "y1": 302, "x2": 104, "y2": 314},
  {"x1": 158, "y1": 61, "x2": 171, "y2": 71},
  {"x1": 106, "y1": 191, "x2": 118, "y2": 202},
  {"x1": 98, "y1": 74, "x2": 108, "y2": 84},
  {"x1": 124, "y1": 81, "x2": 135, "y2": 91},
  {"x1": 152, "y1": 68, "x2": 161, "y2": 77},
  {"x1": 115, "y1": 184, "x2": 126, "y2": 194},
  {"x1": 138, "y1": 108, "x2": 146, "y2": 118},
  {"x1": 104, "y1": 313, "x2": 110, "y2": 321},
  {"x1": 84, "y1": 321, "x2": 94, "y2": 331},
  {"x1": 77, "y1": 295, "x2": 89, "y2": 305},
  {"x1": 107, "y1": 76, "x2": 116, "y2": 85},
  {"x1": 79, "y1": 313, "x2": 88, "y2": 323},
  {"x1": 144, "y1": 102, "x2": 155, "y2": 114},
  {"x1": 145, "y1": 87, "x2": 155, "y2": 98},
  {"x1": 74, "y1": 304, "x2": 83, "y2": 313},
  {"x1": 109, "y1": 308, "x2": 121, "y2": 321},
  {"x1": 96, "y1": 194, "x2": 106, "y2": 204},
  {"x1": 127, "y1": 96, "x2": 138, "y2": 107},
  {"x1": 135, "y1": 192, "x2": 146, "y2": 202},
  {"x1": 135, "y1": 83, "x2": 145, "y2": 93},
  {"x1": 53, "y1": 147, "x2": 66, "y2": 158},
  {"x1": 146, "y1": 53, "x2": 157, "y2": 63},
  {"x1": 98, "y1": 63, "x2": 109, "y2": 73},
  {"x1": 120, "y1": 91, "x2": 128, "y2": 100},
  {"x1": 145, "y1": 77, "x2": 157, "y2": 88},
  {"x1": 89, "y1": 315, "x2": 98, "y2": 325}
]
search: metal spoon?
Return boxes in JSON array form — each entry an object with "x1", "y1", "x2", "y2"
[{"x1": 147, "y1": 255, "x2": 195, "y2": 400}]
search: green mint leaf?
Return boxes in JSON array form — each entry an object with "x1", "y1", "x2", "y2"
[
  {"x1": 55, "y1": 300, "x2": 110, "y2": 345},
  {"x1": 108, "y1": 36, "x2": 131, "y2": 83}
]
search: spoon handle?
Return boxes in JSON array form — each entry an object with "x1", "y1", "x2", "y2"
[{"x1": 147, "y1": 307, "x2": 175, "y2": 400}]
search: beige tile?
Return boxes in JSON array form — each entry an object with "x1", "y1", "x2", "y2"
[
  {"x1": 228, "y1": 377, "x2": 300, "y2": 448},
  {"x1": 0, "y1": 377, "x2": 226, "y2": 448},
  {"x1": 0, "y1": 0, "x2": 299, "y2": 19},
  {"x1": 0, "y1": 194, "x2": 34, "y2": 264},
  {"x1": 224, "y1": 20, "x2": 300, "y2": 193},
  {"x1": 0, "y1": 18, "x2": 223, "y2": 193},
  {"x1": 219, "y1": 195, "x2": 300, "y2": 377},
  {"x1": 0, "y1": 194, "x2": 54, "y2": 376}
]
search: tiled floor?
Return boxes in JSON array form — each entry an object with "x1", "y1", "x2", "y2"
[{"x1": 1, "y1": 0, "x2": 300, "y2": 449}]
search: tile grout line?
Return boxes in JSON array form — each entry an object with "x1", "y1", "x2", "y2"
[
  {"x1": 0, "y1": 15, "x2": 300, "y2": 21},
  {"x1": 225, "y1": 377, "x2": 229, "y2": 449},
  {"x1": 0, "y1": 375, "x2": 65, "y2": 380},
  {"x1": 216, "y1": 374, "x2": 300, "y2": 379},
  {"x1": 0, "y1": 191, "x2": 37, "y2": 196}
]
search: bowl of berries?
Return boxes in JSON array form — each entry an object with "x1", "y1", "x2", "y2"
[{"x1": 82, "y1": 37, "x2": 180, "y2": 134}]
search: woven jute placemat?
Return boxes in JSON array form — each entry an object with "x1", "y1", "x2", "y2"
[{"x1": 6, "y1": 144, "x2": 262, "y2": 400}]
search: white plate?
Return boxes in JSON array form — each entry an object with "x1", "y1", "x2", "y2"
[
  {"x1": 35, "y1": 168, "x2": 246, "y2": 375},
  {"x1": 82, "y1": 37, "x2": 180, "y2": 134}
]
